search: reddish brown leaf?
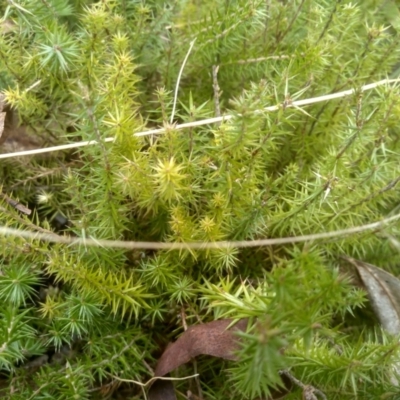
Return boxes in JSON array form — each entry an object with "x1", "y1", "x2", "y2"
[
  {"x1": 148, "y1": 318, "x2": 292, "y2": 400},
  {"x1": 154, "y1": 318, "x2": 248, "y2": 377},
  {"x1": 148, "y1": 319, "x2": 247, "y2": 400}
]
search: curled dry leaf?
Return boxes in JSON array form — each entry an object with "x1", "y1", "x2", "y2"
[
  {"x1": 155, "y1": 318, "x2": 248, "y2": 376},
  {"x1": 148, "y1": 319, "x2": 248, "y2": 400},
  {"x1": 148, "y1": 318, "x2": 292, "y2": 400},
  {"x1": 344, "y1": 256, "x2": 400, "y2": 334}
]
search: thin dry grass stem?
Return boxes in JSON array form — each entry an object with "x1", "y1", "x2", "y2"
[
  {"x1": 170, "y1": 38, "x2": 197, "y2": 124},
  {"x1": 0, "y1": 78, "x2": 398, "y2": 160},
  {"x1": 0, "y1": 212, "x2": 398, "y2": 250},
  {"x1": 107, "y1": 373, "x2": 199, "y2": 400},
  {"x1": 212, "y1": 65, "x2": 221, "y2": 122},
  {"x1": 0, "y1": 193, "x2": 31, "y2": 215},
  {"x1": 223, "y1": 55, "x2": 293, "y2": 65},
  {"x1": 109, "y1": 373, "x2": 199, "y2": 387}
]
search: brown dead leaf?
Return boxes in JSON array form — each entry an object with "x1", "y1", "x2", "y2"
[
  {"x1": 148, "y1": 318, "x2": 292, "y2": 400},
  {"x1": 148, "y1": 319, "x2": 248, "y2": 400},
  {"x1": 154, "y1": 318, "x2": 248, "y2": 377},
  {"x1": 344, "y1": 256, "x2": 400, "y2": 334}
]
